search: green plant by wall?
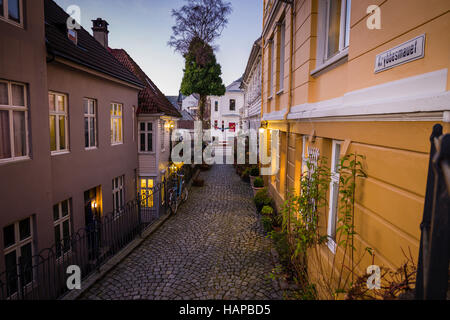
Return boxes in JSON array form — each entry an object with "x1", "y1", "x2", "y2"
[
  {"x1": 253, "y1": 177, "x2": 264, "y2": 188},
  {"x1": 254, "y1": 188, "x2": 271, "y2": 212},
  {"x1": 241, "y1": 168, "x2": 251, "y2": 182},
  {"x1": 261, "y1": 216, "x2": 273, "y2": 233},
  {"x1": 261, "y1": 205, "x2": 274, "y2": 216},
  {"x1": 250, "y1": 167, "x2": 260, "y2": 177}
]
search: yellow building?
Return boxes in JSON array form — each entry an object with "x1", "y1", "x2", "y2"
[{"x1": 261, "y1": 0, "x2": 450, "y2": 298}]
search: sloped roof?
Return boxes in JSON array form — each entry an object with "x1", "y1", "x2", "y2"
[
  {"x1": 226, "y1": 77, "x2": 243, "y2": 92},
  {"x1": 110, "y1": 49, "x2": 182, "y2": 118},
  {"x1": 44, "y1": 0, "x2": 143, "y2": 88}
]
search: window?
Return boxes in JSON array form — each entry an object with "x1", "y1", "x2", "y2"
[
  {"x1": 49, "y1": 92, "x2": 69, "y2": 154},
  {"x1": 0, "y1": 0, "x2": 22, "y2": 26},
  {"x1": 140, "y1": 178, "x2": 154, "y2": 208},
  {"x1": 325, "y1": 0, "x2": 351, "y2": 59},
  {"x1": 139, "y1": 122, "x2": 153, "y2": 153},
  {"x1": 214, "y1": 101, "x2": 218, "y2": 112},
  {"x1": 3, "y1": 216, "x2": 34, "y2": 297},
  {"x1": 327, "y1": 140, "x2": 342, "y2": 253},
  {"x1": 269, "y1": 39, "x2": 275, "y2": 97},
  {"x1": 0, "y1": 81, "x2": 28, "y2": 162},
  {"x1": 110, "y1": 103, "x2": 123, "y2": 145},
  {"x1": 112, "y1": 176, "x2": 124, "y2": 219},
  {"x1": 278, "y1": 22, "x2": 285, "y2": 91},
  {"x1": 53, "y1": 199, "x2": 72, "y2": 258},
  {"x1": 84, "y1": 98, "x2": 97, "y2": 149},
  {"x1": 160, "y1": 120, "x2": 165, "y2": 151},
  {"x1": 229, "y1": 99, "x2": 236, "y2": 111}
]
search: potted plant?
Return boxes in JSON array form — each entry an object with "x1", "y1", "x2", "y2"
[
  {"x1": 261, "y1": 205, "x2": 274, "y2": 216},
  {"x1": 252, "y1": 177, "x2": 265, "y2": 197},
  {"x1": 254, "y1": 188, "x2": 272, "y2": 212},
  {"x1": 249, "y1": 166, "x2": 260, "y2": 186}
]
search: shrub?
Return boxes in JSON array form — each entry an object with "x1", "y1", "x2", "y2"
[
  {"x1": 254, "y1": 188, "x2": 272, "y2": 212},
  {"x1": 261, "y1": 205, "x2": 274, "y2": 216},
  {"x1": 241, "y1": 168, "x2": 251, "y2": 182},
  {"x1": 250, "y1": 166, "x2": 260, "y2": 177},
  {"x1": 269, "y1": 230, "x2": 290, "y2": 267},
  {"x1": 253, "y1": 177, "x2": 264, "y2": 188},
  {"x1": 261, "y1": 216, "x2": 273, "y2": 233}
]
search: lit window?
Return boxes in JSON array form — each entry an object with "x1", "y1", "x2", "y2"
[
  {"x1": 327, "y1": 140, "x2": 342, "y2": 253},
  {"x1": 112, "y1": 176, "x2": 125, "y2": 219},
  {"x1": 139, "y1": 121, "x2": 153, "y2": 153},
  {"x1": 140, "y1": 178, "x2": 154, "y2": 208},
  {"x1": 0, "y1": 81, "x2": 28, "y2": 163},
  {"x1": 0, "y1": 0, "x2": 22, "y2": 26},
  {"x1": 84, "y1": 98, "x2": 97, "y2": 149},
  {"x1": 111, "y1": 103, "x2": 123, "y2": 145},
  {"x1": 53, "y1": 199, "x2": 72, "y2": 258},
  {"x1": 49, "y1": 92, "x2": 69, "y2": 154},
  {"x1": 3, "y1": 216, "x2": 34, "y2": 297}
]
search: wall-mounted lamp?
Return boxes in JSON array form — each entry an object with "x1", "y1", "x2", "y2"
[
  {"x1": 91, "y1": 200, "x2": 98, "y2": 210},
  {"x1": 165, "y1": 121, "x2": 175, "y2": 130},
  {"x1": 259, "y1": 120, "x2": 268, "y2": 134}
]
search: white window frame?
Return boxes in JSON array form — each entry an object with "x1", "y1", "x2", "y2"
[
  {"x1": 160, "y1": 120, "x2": 166, "y2": 153},
  {"x1": 327, "y1": 140, "x2": 343, "y2": 254},
  {"x1": 0, "y1": 80, "x2": 29, "y2": 164},
  {"x1": 278, "y1": 21, "x2": 285, "y2": 93},
  {"x1": 138, "y1": 121, "x2": 154, "y2": 153},
  {"x1": 112, "y1": 175, "x2": 125, "y2": 219},
  {"x1": 111, "y1": 103, "x2": 123, "y2": 145},
  {"x1": 53, "y1": 199, "x2": 72, "y2": 260},
  {"x1": 269, "y1": 39, "x2": 275, "y2": 98},
  {"x1": 0, "y1": 0, "x2": 24, "y2": 28},
  {"x1": 229, "y1": 99, "x2": 236, "y2": 111},
  {"x1": 49, "y1": 92, "x2": 69, "y2": 155},
  {"x1": 3, "y1": 216, "x2": 35, "y2": 298},
  {"x1": 313, "y1": 0, "x2": 351, "y2": 74},
  {"x1": 84, "y1": 98, "x2": 97, "y2": 150}
]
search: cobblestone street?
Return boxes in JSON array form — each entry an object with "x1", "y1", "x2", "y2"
[{"x1": 80, "y1": 165, "x2": 282, "y2": 300}]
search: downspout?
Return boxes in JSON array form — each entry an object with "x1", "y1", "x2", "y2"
[{"x1": 284, "y1": 0, "x2": 295, "y2": 199}]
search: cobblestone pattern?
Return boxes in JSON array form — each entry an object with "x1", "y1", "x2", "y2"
[{"x1": 81, "y1": 165, "x2": 282, "y2": 300}]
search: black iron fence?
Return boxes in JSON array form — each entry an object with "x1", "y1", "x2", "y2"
[
  {"x1": 415, "y1": 124, "x2": 450, "y2": 300},
  {"x1": 0, "y1": 165, "x2": 197, "y2": 300}
]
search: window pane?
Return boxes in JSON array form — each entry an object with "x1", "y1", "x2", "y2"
[
  {"x1": 62, "y1": 221, "x2": 71, "y2": 253},
  {"x1": 11, "y1": 84, "x2": 24, "y2": 106},
  {"x1": 49, "y1": 115, "x2": 56, "y2": 151},
  {"x1": 48, "y1": 94, "x2": 55, "y2": 111},
  {"x1": 140, "y1": 122, "x2": 145, "y2": 132},
  {"x1": 13, "y1": 111, "x2": 26, "y2": 157},
  {"x1": 53, "y1": 204, "x2": 59, "y2": 221},
  {"x1": 89, "y1": 101, "x2": 95, "y2": 115},
  {"x1": 8, "y1": 0, "x2": 20, "y2": 23},
  {"x1": 118, "y1": 118, "x2": 122, "y2": 142},
  {"x1": 90, "y1": 117, "x2": 95, "y2": 147},
  {"x1": 147, "y1": 123, "x2": 152, "y2": 132},
  {"x1": 84, "y1": 117, "x2": 89, "y2": 148},
  {"x1": 83, "y1": 99, "x2": 89, "y2": 114},
  {"x1": 0, "y1": 110, "x2": 11, "y2": 159},
  {"x1": 59, "y1": 116, "x2": 66, "y2": 150},
  {"x1": 57, "y1": 95, "x2": 65, "y2": 112},
  {"x1": 54, "y1": 225, "x2": 61, "y2": 256},
  {"x1": 140, "y1": 133, "x2": 146, "y2": 152},
  {"x1": 0, "y1": 82, "x2": 8, "y2": 105},
  {"x1": 61, "y1": 200, "x2": 69, "y2": 217},
  {"x1": 5, "y1": 251, "x2": 18, "y2": 296},
  {"x1": 3, "y1": 224, "x2": 15, "y2": 248},
  {"x1": 19, "y1": 218, "x2": 31, "y2": 240},
  {"x1": 0, "y1": 0, "x2": 3, "y2": 17},
  {"x1": 20, "y1": 243, "x2": 33, "y2": 285},
  {"x1": 327, "y1": 0, "x2": 342, "y2": 58},
  {"x1": 148, "y1": 133, "x2": 152, "y2": 152}
]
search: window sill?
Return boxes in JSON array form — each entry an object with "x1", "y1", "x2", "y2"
[
  {"x1": 111, "y1": 142, "x2": 124, "y2": 147},
  {"x1": 0, "y1": 156, "x2": 31, "y2": 166},
  {"x1": 139, "y1": 151, "x2": 156, "y2": 155},
  {"x1": 51, "y1": 150, "x2": 70, "y2": 157},
  {"x1": 85, "y1": 147, "x2": 98, "y2": 151},
  {"x1": 311, "y1": 49, "x2": 349, "y2": 77},
  {"x1": 268, "y1": 95, "x2": 273, "y2": 101},
  {"x1": 0, "y1": 16, "x2": 24, "y2": 29}
]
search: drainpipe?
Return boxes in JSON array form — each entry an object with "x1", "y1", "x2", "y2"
[{"x1": 283, "y1": 0, "x2": 295, "y2": 199}]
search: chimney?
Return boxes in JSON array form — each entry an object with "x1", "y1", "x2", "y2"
[{"x1": 92, "y1": 18, "x2": 109, "y2": 48}]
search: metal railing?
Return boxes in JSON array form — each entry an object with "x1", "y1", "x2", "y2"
[{"x1": 0, "y1": 179, "x2": 172, "y2": 300}]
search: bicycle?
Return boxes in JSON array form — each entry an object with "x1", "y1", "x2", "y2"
[{"x1": 168, "y1": 169, "x2": 189, "y2": 215}]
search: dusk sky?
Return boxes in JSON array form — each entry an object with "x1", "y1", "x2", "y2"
[{"x1": 54, "y1": 0, "x2": 263, "y2": 96}]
